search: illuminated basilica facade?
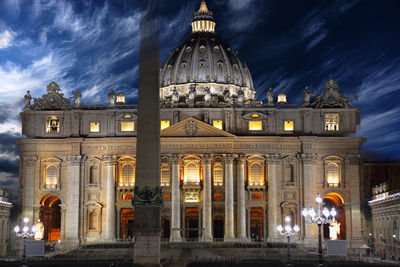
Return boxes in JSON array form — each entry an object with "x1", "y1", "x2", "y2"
[{"x1": 18, "y1": 1, "x2": 366, "y2": 248}]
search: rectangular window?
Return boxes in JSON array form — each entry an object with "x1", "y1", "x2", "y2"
[
  {"x1": 121, "y1": 121, "x2": 134, "y2": 132},
  {"x1": 249, "y1": 121, "x2": 262, "y2": 131},
  {"x1": 284, "y1": 120, "x2": 294, "y2": 132},
  {"x1": 325, "y1": 114, "x2": 339, "y2": 131},
  {"x1": 46, "y1": 116, "x2": 60, "y2": 133},
  {"x1": 161, "y1": 120, "x2": 170, "y2": 130},
  {"x1": 90, "y1": 122, "x2": 100, "y2": 132},
  {"x1": 212, "y1": 120, "x2": 223, "y2": 130}
]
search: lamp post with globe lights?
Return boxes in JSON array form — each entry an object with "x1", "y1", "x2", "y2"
[
  {"x1": 14, "y1": 217, "x2": 36, "y2": 267},
  {"x1": 277, "y1": 216, "x2": 300, "y2": 267},
  {"x1": 302, "y1": 194, "x2": 337, "y2": 267}
]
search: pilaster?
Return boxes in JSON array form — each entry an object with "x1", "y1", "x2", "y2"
[
  {"x1": 64, "y1": 155, "x2": 83, "y2": 245},
  {"x1": 22, "y1": 156, "x2": 38, "y2": 222},
  {"x1": 266, "y1": 153, "x2": 281, "y2": 240},
  {"x1": 300, "y1": 153, "x2": 318, "y2": 245},
  {"x1": 346, "y1": 154, "x2": 364, "y2": 248}
]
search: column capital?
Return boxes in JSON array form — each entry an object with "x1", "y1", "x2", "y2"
[
  {"x1": 65, "y1": 155, "x2": 84, "y2": 165},
  {"x1": 298, "y1": 153, "x2": 318, "y2": 164},
  {"x1": 102, "y1": 155, "x2": 117, "y2": 164},
  {"x1": 24, "y1": 156, "x2": 38, "y2": 165},
  {"x1": 223, "y1": 153, "x2": 236, "y2": 163},
  {"x1": 265, "y1": 153, "x2": 281, "y2": 164},
  {"x1": 202, "y1": 154, "x2": 213, "y2": 164},
  {"x1": 171, "y1": 154, "x2": 181, "y2": 164},
  {"x1": 161, "y1": 156, "x2": 170, "y2": 164},
  {"x1": 237, "y1": 154, "x2": 246, "y2": 163}
]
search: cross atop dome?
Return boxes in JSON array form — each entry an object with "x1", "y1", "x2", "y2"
[{"x1": 192, "y1": 0, "x2": 216, "y2": 33}]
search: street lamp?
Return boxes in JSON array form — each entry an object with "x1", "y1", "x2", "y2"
[
  {"x1": 302, "y1": 195, "x2": 336, "y2": 267},
  {"x1": 14, "y1": 217, "x2": 36, "y2": 267},
  {"x1": 277, "y1": 216, "x2": 300, "y2": 267}
]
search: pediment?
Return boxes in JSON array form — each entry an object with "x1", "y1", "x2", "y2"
[{"x1": 161, "y1": 117, "x2": 235, "y2": 137}]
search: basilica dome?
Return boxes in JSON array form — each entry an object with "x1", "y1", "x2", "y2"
[{"x1": 160, "y1": 0, "x2": 255, "y2": 104}]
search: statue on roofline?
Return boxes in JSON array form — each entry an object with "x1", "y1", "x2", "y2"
[
  {"x1": 267, "y1": 88, "x2": 274, "y2": 105},
  {"x1": 24, "y1": 90, "x2": 32, "y2": 108},
  {"x1": 72, "y1": 89, "x2": 81, "y2": 107},
  {"x1": 108, "y1": 89, "x2": 115, "y2": 106}
]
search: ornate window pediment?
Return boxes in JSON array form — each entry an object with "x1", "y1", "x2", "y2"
[
  {"x1": 311, "y1": 79, "x2": 355, "y2": 108},
  {"x1": 29, "y1": 82, "x2": 72, "y2": 111}
]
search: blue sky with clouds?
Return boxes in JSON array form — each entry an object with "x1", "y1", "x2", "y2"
[{"x1": 0, "y1": 0, "x2": 400, "y2": 194}]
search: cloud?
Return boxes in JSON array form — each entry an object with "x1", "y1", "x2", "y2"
[
  {"x1": 228, "y1": 0, "x2": 255, "y2": 11},
  {"x1": 357, "y1": 59, "x2": 400, "y2": 105},
  {"x1": 0, "y1": 30, "x2": 15, "y2": 49},
  {"x1": 306, "y1": 31, "x2": 327, "y2": 51},
  {"x1": 224, "y1": 0, "x2": 264, "y2": 33}
]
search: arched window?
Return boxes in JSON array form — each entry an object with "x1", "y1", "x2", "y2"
[
  {"x1": 185, "y1": 162, "x2": 199, "y2": 185},
  {"x1": 161, "y1": 164, "x2": 170, "y2": 186},
  {"x1": 89, "y1": 211, "x2": 97, "y2": 230},
  {"x1": 46, "y1": 165, "x2": 58, "y2": 188},
  {"x1": 89, "y1": 166, "x2": 98, "y2": 184},
  {"x1": 213, "y1": 164, "x2": 223, "y2": 186},
  {"x1": 326, "y1": 163, "x2": 339, "y2": 187},
  {"x1": 122, "y1": 164, "x2": 134, "y2": 186},
  {"x1": 249, "y1": 163, "x2": 263, "y2": 186}
]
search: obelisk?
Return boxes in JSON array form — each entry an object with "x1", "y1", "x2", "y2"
[{"x1": 133, "y1": 0, "x2": 161, "y2": 266}]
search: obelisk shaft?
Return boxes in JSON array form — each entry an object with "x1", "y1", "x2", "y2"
[{"x1": 133, "y1": 0, "x2": 161, "y2": 266}]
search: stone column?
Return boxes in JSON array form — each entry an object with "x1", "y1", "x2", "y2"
[
  {"x1": 60, "y1": 204, "x2": 66, "y2": 240},
  {"x1": 300, "y1": 153, "x2": 318, "y2": 244},
  {"x1": 64, "y1": 155, "x2": 82, "y2": 244},
  {"x1": 23, "y1": 157, "x2": 37, "y2": 222},
  {"x1": 266, "y1": 153, "x2": 281, "y2": 240},
  {"x1": 237, "y1": 155, "x2": 247, "y2": 240},
  {"x1": 170, "y1": 154, "x2": 181, "y2": 242},
  {"x1": 198, "y1": 207, "x2": 202, "y2": 239},
  {"x1": 181, "y1": 207, "x2": 186, "y2": 241},
  {"x1": 347, "y1": 154, "x2": 364, "y2": 248},
  {"x1": 117, "y1": 207, "x2": 121, "y2": 239},
  {"x1": 102, "y1": 155, "x2": 116, "y2": 241},
  {"x1": 202, "y1": 154, "x2": 213, "y2": 242},
  {"x1": 263, "y1": 207, "x2": 267, "y2": 240},
  {"x1": 246, "y1": 207, "x2": 251, "y2": 238},
  {"x1": 224, "y1": 154, "x2": 235, "y2": 241}
]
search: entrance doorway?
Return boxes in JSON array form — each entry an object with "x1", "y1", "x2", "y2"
[
  {"x1": 120, "y1": 208, "x2": 134, "y2": 239},
  {"x1": 161, "y1": 218, "x2": 170, "y2": 239},
  {"x1": 40, "y1": 195, "x2": 61, "y2": 241},
  {"x1": 323, "y1": 193, "x2": 346, "y2": 240},
  {"x1": 185, "y1": 208, "x2": 199, "y2": 240},
  {"x1": 250, "y1": 207, "x2": 264, "y2": 240},
  {"x1": 213, "y1": 219, "x2": 224, "y2": 239}
]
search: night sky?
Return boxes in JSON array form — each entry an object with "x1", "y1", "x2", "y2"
[{"x1": 0, "y1": 0, "x2": 399, "y2": 197}]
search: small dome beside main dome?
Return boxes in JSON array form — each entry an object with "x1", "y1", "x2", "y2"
[{"x1": 160, "y1": 0, "x2": 255, "y2": 103}]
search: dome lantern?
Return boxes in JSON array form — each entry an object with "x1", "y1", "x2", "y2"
[{"x1": 191, "y1": 0, "x2": 216, "y2": 33}]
